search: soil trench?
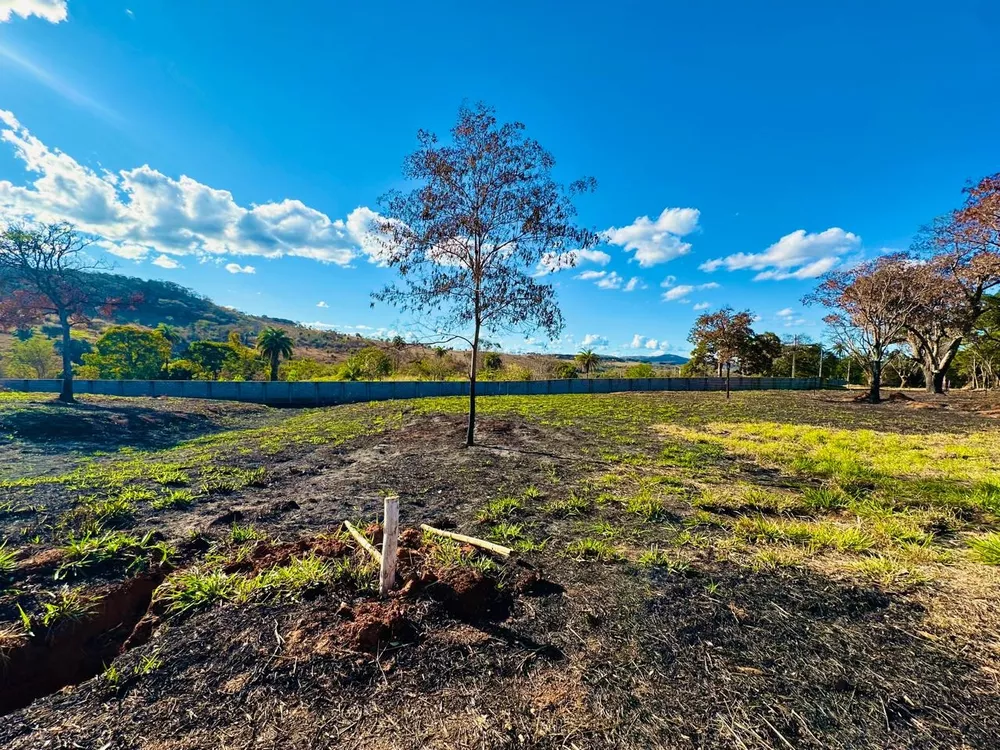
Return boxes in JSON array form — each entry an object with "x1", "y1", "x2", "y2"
[{"x1": 0, "y1": 574, "x2": 162, "y2": 716}]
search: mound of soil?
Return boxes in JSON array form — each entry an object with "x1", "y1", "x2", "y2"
[
  {"x1": 426, "y1": 566, "x2": 514, "y2": 622},
  {"x1": 340, "y1": 600, "x2": 418, "y2": 653}
]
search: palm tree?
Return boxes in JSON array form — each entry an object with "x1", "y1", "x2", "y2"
[
  {"x1": 154, "y1": 323, "x2": 181, "y2": 346},
  {"x1": 575, "y1": 349, "x2": 599, "y2": 378},
  {"x1": 256, "y1": 327, "x2": 294, "y2": 382},
  {"x1": 830, "y1": 341, "x2": 852, "y2": 385}
]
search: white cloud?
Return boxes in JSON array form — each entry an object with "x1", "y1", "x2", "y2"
[
  {"x1": 700, "y1": 228, "x2": 860, "y2": 281},
  {"x1": 662, "y1": 285, "x2": 695, "y2": 302},
  {"x1": 151, "y1": 254, "x2": 181, "y2": 270},
  {"x1": 660, "y1": 275, "x2": 677, "y2": 288},
  {"x1": 776, "y1": 307, "x2": 795, "y2": 318},
  {"x1": 225, "y1": 263, "x2": 255, "y2": 274},
  {"x1": 628, "y1": 334, "x2": 662, "y2": 350},
  {"x1": 536, "y1": 247, "x2": 611, "y2": 275},
  {"x1": 0, "y1": 112, "x2": 380, "y2": 268},
  {"x1": 581, "y1": 333, "x2": 608, "y2": 348},
  {"x1": 595, "y1": 271, "x2": 623, "y2": 290},
  {"x1": 661, "y1": 281, "x2": 719, "y2": 302},
  {"x1": 316, "y1": 301, "x2": 328, "y2": 308},
  {"x1": 575, "y1": 269, "x2": 645, "y2": 292},
  {"x1": 692, "y1": 302, "x2": 711, "y2": 311},
  {"x1": 0, "y1": 0, "x2": 67, "y2": 23},
  {"x1": 604, "y1": 207, "x2": 700, "y2": 267}
]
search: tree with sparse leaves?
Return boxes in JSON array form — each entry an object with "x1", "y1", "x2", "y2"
[
  {"x1": 373, "y1": 103, "x2": 597, "y2": 446},
  {"x1": 806, "y1": 254, "x2": 919, "y2": 404},
  {"x1": 0, "y1": 222, "x2": 126, "y2": 402},
  {"x1": 688, "y1": 307, "x2": 755, "y2": 399},
  {"x1": 904, "y1": 175, "x2": 1000, "y2": 393}
]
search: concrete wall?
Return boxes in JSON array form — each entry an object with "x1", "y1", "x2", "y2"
[{"x1": 0, "y1": 377, "x2": 838, "y2": 406}]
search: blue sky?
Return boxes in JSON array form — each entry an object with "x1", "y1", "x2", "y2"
[{"x1": 1, "y1": 1, "x2": 998, "y2": 357}]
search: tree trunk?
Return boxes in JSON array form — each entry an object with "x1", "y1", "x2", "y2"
[
  {"x1": 466, "y1": 321, "x2": 481, "y2": 447},
  {"x1": 725, "y1": 361, "x2": 731, "y2": 400},
  {"x1": 930, "y1": 369, "x2": 946, "y2": 394},
  {"x1": 270, "y1": 354, "x2": 279, "y2": 382},
  {"x1": 58, "y1": 313, "x2": 74, "y2": 403},
  {"x1": 868, "y1": 363, "x2": 882, "y2": 404}
]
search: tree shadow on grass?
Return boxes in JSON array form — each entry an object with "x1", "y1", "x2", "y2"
[{"x1": 0, "y1": 401, "x2": 235, "y2": 454}]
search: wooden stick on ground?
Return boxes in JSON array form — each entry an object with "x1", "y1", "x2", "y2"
[
  {"x1": 379, "y1": 496, "x2": 400, "y2": 597},
  {"x1": 419, "y1": 524, "x2": 512, "y2": 557},
  {"x1": 343, "y1": 520, "x2": 380, "y2": 562}
]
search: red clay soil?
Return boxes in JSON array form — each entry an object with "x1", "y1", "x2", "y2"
[
  {"x1": 339, "y1": 600, "x2": 418, "y2": 653},
  {"x1": 426, "y1": 566, "x2": 514, "y2": 622},
  {"x1": 222, "y1": 536, "x2": 349, "y2": 574},
  {"x1": 0, "y1": 573, "x2": 162, "y2": 716}
]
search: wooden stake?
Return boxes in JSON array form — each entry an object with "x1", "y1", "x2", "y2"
[
  {"x1": 343, "y1": 520, "x2": 380, "y2": 562},
  {"x1": 419, "y1": 524, "x2": 512, "y2": 556},
  {"x1": 379, "y1": 496, "x2": 399, "y2": 597}
]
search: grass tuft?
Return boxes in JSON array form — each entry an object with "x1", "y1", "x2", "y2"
[
  {"x1": 968, "y1": 533, "x2": 1000, "y2": 565},
  {"x1": 565, "y1": 537, "x2": 620, "y2": 561},
  {"x1": 476, "y1": 496, "x2": 523, "y2": 523}
]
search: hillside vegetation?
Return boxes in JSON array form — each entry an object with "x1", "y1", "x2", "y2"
[{"x1": 0, "y1": 270, "x2": 686, "y2": 382}]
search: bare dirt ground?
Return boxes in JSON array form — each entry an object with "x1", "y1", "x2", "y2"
[{"x1": 1, "y1": 388, "x2": 999, "y2": 749}]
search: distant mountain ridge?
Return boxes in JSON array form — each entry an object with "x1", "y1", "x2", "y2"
[{"x1": 552, "y1": 351, "x2": 689, "y2": 365}]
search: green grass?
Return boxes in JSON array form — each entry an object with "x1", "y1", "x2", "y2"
[
  {"x1": 476, "y1": 496, "x2": 524, "y2": 523},
  {"x1": 731, "y1": 516, "x2": 875, "y2": 553},
  {"x1": 487, "y1": 522, "x2": 526, "y2": 543},
  {"x1": 82, "y1": 495, "x2": 136, "y2": 527},
  {"x1": 850, "y1": 556, "x2": 928, "y2": 588},
  {"x1": 151, "y1": 489, "x2": 196, "y2": 510},
  {"x1": 749, "y1": 547, "x2": 803, "y2": 570},
  {"x1": 161, "y1": 569, "x2": 238, "y2": 614},
  {"x1": 802, "y1": 485, "x2": 852, "y2": 511},
  {"x1": 328, "y1": 556, "x2": 378, "y2": 590},
  {"x1": 229, "y1": 523, "x2": 264, "y2": 544},
  {"x1": 259, "y1": 554, "x2": 333, "y2": 595},
  {"x1": 58, "y1": 531, "x2": 174, "y2": 579},
  {"x1": 41, "y1": 587, "x2": 93, "y2": 628},
  {"x1": 565, "y1": 537, "x2": 620, "y2": 561},
  {"x1": 968, "y1": 533, "x2": 1000, "y2": 565},
  {"x1": 0, "y1": 544, "x2": 16, "y2": 578},
  {"x1": 636, "y1": 546, "x2": 688, "y2": 572},
  {"x1": 621, "y1": 487, "x2": 670, "y2": 521},
  {"x1": 133, "y1": 651, "x2": 164, "y2": 675},
  {"x1": 542, "y1": 492, "x2": 591, "y2": 517}
]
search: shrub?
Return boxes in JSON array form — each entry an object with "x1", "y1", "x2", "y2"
[
  {"x1": 624, "y1": 363, "x2": 655, "y2": 378},
  {"x1": 550, "y1": 362, "x2": 579, "y2": 379}
]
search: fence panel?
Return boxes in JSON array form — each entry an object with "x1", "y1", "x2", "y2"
[{"x1": 1, "y1": 376, "x2": 835, "y2": 406}]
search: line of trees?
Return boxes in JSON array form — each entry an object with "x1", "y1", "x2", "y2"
[{"x1": 807, "y1": 174, "x2": 1000, "y2": 403}]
